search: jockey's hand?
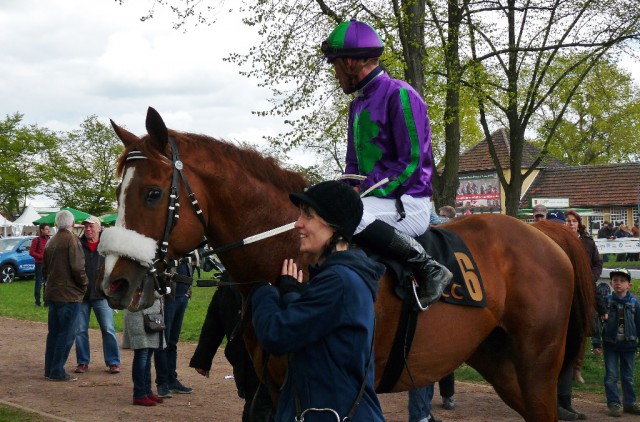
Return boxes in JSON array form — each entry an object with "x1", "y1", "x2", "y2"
[
  {"x1": 194, "y1": 368, "x2": 210, "y2": 378},
  {"x1": 593, "y1": 347, "x2": 603, "y2": 356}
]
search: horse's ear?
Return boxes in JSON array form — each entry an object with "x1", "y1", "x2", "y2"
[
  {"x1": 110, "y1": 120, "x2": 140, "y2": 148},
  {"x1": 145, "y1": 107, "x2": 169, "y2": 154}
]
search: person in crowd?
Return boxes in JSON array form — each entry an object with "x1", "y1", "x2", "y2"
[
  {"x1": 615, "y1": 225, "x2": 633, "y2": 262},
  {"x1": 29, "y1": 223, "x2": 51, "y2": 307},
  {"x1": 252, "y1": 181, "x2": 386, "y2": 421},
  {"x1": 592, "y1": 268, "x2": 640, "y2": 417},
  {"x1": 629, "y1": 221, "x2": 639, "y2": 261},
  {"x1": 43, "y1": 210, "x2": 88, "y2": 382},
  {"x1": 565, "y1": 210, "x2": 605, "y2": 387},
  {"x1": 438, "y1": 206, "x2": 456, "y2": 220},
  {"x1": 598, "y1": 221, "x2": 616, "y2": 263},
  {"x1": 122, "y1": 291, "x2": 165, "y2": 406},
  {"x1": 74, "y1": 216, "x2": 121, "y2": 374},
  {"x1": 532, "y1": 204, "x2": 547, "y2": 222},
  {"x1": 550, "y1": 209, "x2": 608, "y2": 420},
  {"x1": 408, "y1": 384, "x2": 440, "y2": 422},
  {"x1": 321, "y1": 19, "x2": 451, "y2": 309},
  {"x1": 190, "y1": 277, "x2": 274, "y2": 422},
  {"x1": 438, "y1": 373, "x2": 456, "y2": 410},
  {"x1": 155, "y1": 261, "x2": 193, "y2": 397}
]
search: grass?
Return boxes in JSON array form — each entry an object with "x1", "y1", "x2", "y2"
[{"x1": 0, "y1": 406, "x2": 50, "y2": 422}]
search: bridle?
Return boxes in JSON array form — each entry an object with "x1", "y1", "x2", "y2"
[{"x1": 120, "y1": 135, "x2": 211, "y2": 294}]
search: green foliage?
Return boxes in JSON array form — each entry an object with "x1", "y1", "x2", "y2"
[
  {"x1": 44, "y1": 115, "x2": 122, "y2": 215},
  {"x1": 0, "y1": 113, "x2": 59, "y2": 219},
  {"x1": 533, "y1": 56, "x2": 640, "y2": 165}
]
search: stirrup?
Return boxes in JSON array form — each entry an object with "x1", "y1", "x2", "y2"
[{"x1": 410, "y1": 277, "x2": 430, "y2": 312}]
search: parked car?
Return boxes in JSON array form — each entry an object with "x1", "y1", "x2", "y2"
[{"x1": 0, "y1": 236, "x2": 35, "y2": 283}]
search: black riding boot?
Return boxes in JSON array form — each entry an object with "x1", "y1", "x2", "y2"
[
  {"x1": 559, "y1": 394, "x2": 587, "y2": 420},
  {"x1": 354, "y1": 220, "x2": 452, "y2": 309}
]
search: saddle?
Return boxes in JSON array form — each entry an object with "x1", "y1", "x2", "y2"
[{"x1": 379, "y1": 226, "x2": 487, "y2": 308}]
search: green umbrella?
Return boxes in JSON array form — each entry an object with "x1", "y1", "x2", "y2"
[
  {"x1": 32, "y1": 207, "x2": 93, "y2": 225},
  {"x1": 100, "y1": 213, "x2": 118, "y2": 226}
]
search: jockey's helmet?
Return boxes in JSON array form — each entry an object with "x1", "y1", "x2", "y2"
[{"x1": 321, "y1": 19, "x2": 384, "y2": 60}]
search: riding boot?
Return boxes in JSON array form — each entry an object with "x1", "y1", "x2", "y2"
[{"x1": 354, "y1": 220, "x2": 452, "y2": 308}]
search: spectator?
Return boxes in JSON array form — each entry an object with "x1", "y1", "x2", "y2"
[
  {"x1": 321, "y1": 19, "x2": 451, "y2": 309},
  {"x1": 629, "y1": 221, "x2": 639, "y2": 261},
  {"x1": 29, "y1": 223, "x2": 51, "y2": 307},
  {"x1": 74, "y1": 216, "x2": 121, "y2": 375},
  {"x1": 615, "y1": 225, "x2": 633, "y2": 262},
  {"x1": 592, "y1": 268, "x2": 640, "y2": 417},
  {"x1": 438, "y1": 206, "x2": 456, "y2": 220},
  {"x1": 598, "y1": 221, "x2": 616, "y2": 263},
  {"x1": 252, "y1": 181, "x2": 385, "y2": 421},
  {"x1": 155, "y1": 261, "x2": 193, "y2": 397},
  {"x1": 438, "y1": 373, "x2": 456, "y2": 410},
  {"x1": 122, "y1": 292, "x2": 165, "y2": 406},
  {"x1": 43, "y1": 210, "x2": 88, "y2": 382},
  {"x1": 408, "y1": 384, "x2": 440, "y2": 422},
  {"x1": 565, "y1": 209, "x2": 605, "y2": 387},
  {"x1": 547, "y1": 209, "x2": 587, "y2": 420},
  {"x1": 189, "y1": 278, "x2": 274, "y2": 422},
  {"x1": 532, "y1": 204, "x2": 547, "y2": 222}
]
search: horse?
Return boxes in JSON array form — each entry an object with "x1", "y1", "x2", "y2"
[{"x1": 98, "y1": 107, "x2": 594, "y2": 421}]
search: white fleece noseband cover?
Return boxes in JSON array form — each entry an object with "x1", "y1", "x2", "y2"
[{"x1": 98, "y1": 226, "x2": 157, "y2": 266}]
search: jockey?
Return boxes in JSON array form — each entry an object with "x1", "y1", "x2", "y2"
[{"x1": 321, "y1": 19, "x2": 452, "y2": 308}]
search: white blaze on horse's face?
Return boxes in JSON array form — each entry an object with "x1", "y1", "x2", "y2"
[{"x1": 116, "y1": 166, "x2": 135, "y2": 228}]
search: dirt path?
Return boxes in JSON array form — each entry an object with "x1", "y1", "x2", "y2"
[{"x1": 0, "y1": 316, "x2": 623, "y2": 421}]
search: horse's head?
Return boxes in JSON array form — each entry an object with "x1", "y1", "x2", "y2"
[{"x1": 99, "y1": 107, "x2": 206, "y2": 310}]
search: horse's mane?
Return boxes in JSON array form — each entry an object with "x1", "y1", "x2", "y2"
[{"x1": 116, "y1": 130, "x2": 308, "y2": 193}]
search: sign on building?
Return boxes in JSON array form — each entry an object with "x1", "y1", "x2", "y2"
[
  {"x1": 531, "y1": 198, "x2": 570, "y2": 208},
  {"x1": 456, "y1": 173, "x2": 500, "y2": 212}
]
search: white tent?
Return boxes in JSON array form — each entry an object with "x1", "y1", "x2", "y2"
[
  {"x1": 0, "y1": 214, "x2": 14, "y2": 237},
  {"x1": 11, "y1": 204, "x2": 42, "y2": 236}
]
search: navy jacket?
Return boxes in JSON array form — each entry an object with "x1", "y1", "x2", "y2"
[{"x1": 252, "y1": 249, "x2": 386, "y2": 422}]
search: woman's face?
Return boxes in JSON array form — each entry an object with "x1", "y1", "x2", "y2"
[
  {"x1": 566, "y1": 214, "x2": 579, "y2": 233},
  {"x1": 294, "y1": 207, "x2": 335, "y2": 256}
]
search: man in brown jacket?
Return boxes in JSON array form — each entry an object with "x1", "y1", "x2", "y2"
[{"x1": 43, "y1": 210, "x2": 89, "y2": 382}]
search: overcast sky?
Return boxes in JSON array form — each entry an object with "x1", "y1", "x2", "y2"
[{"x1": 0, "y1": 0, "x2": 285, "y2": 143}]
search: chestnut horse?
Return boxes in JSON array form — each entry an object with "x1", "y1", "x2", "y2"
[{"x1": 99, "y1": 107, "x2": 594, "y2": 421}]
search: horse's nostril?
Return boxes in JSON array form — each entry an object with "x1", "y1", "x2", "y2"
[{"x1": 109, "y1": 279, "x2": 125, "y2": 293}]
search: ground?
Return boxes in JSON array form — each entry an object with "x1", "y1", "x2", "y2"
[{"x1": 0, "y1": 316, "x2": 631, "y2": 421}]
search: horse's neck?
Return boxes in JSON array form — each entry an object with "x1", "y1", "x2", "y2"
[{"x1": 189, "y1": 144, "x2": 302, "y2": 284}]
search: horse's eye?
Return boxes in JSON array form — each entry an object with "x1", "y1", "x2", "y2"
[{"x1": 145, "y1": 187, "x2": 162, "y2": 203}]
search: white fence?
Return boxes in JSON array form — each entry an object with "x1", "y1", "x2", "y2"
[{"x1": 594, "y1": 238, "x2": 640, "y2": 254}]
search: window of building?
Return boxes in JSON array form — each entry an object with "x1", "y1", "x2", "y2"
[
  {"x1": 633, "y1": 207, "x2": 639, "y2": 225},
  {"x1": 610, "y1": 207, "x2": 627, "y2": 228},
  {"x1": 589, "y1": 209, "x2": 604, "y2": 235}
]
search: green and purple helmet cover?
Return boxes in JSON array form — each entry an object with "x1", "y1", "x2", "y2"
[{"x1": 321, "y1": 19, "x2": 384, "y2": 59}]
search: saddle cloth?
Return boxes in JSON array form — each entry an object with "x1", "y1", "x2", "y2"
[{"x1": 383, "y1": 227, "x2": 487, "y2": 308}]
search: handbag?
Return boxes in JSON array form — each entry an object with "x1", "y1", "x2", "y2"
[{"x1": 143, "y1": 300, "x2": 165, "y2": 333}]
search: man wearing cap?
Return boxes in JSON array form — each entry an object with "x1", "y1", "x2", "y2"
[
  {"x1": 74, "y1": 216, "x2": 121, "y2": 374},
  {"x1": 532, "y1": 204, "x2": 547, "y2": 222},
  {"x1": 321, "y1": 19, "x2": 451, "y2": 310}
]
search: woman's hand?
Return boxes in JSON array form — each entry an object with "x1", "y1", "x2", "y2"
[
  {"x1": 278, "y1": 259, "x2": 304, "y2": 295},
  {"x1": 281, "y1": 258, "x2": 303, "y2": 282}
]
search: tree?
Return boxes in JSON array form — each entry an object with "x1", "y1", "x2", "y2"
[
  {"x1": 534, "y1": 56, "x2": 640, "y2": 165},
  {"x1": 121, "y1": 0, "x2": 640, "y2": 215},
  {"x1": 0, "y1": 113, "x2": 59, "y2": 219},
  {"x1": 464, "y1": 1, "x2": 640, "y2": 215},
  {"x1": 45, "y1": 116, "x2": 123, "y2": 215}
]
